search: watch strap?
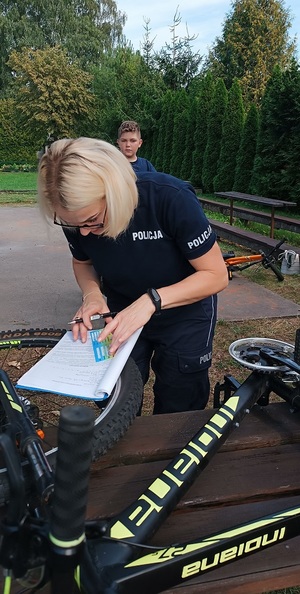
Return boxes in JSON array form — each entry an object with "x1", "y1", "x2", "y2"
[{"x1": 146, "y1": 288, "x2": 161, "y2": 315}]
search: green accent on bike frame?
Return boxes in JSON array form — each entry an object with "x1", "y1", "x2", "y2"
[
  {"x1": 75, "y1": 565, "x2": 81, "y2": 589},
  {"x1": 3, "y1": 575, "x2": 11, "y2": 594},
  {"x1": 125, "y1": 506, "x2": 300, "y2": 567},
  {"x1": 109, "y1": 521, "x2": 135, "y2": 539},
  {"x1": 0, "y1": 381, "x2": 23, "y2": 413},
  {"x1": 49, "y1": 532, "x2": 85, "y2": 548},
  {"x1": 109, "y1": 396, "x2": 240, "y2": 540}
]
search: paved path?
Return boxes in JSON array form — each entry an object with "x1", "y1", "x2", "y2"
[
  {"x1": 218, "y1": 273, "x2": 299, "y2": 320},
  {"x1": 1, "y1": 206, "x2": 80, "y2": 330},
  {"x1": 1, "y1": 206, "x2": 299, "y2": 331}
]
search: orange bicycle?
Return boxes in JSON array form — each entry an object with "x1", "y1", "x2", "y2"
[{"x1": 222, "y1": 238, "x2": 285, "y2": 282}]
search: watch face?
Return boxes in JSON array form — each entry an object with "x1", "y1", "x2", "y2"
[{"x1": 147, "y1": 288, "x2": 161, "y2": 312}]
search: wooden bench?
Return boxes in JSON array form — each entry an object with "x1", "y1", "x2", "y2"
[
  {"x1": 200, "y1": 197, "x2": 300, "y2": 235},
  {"x1": 214, "y1": 191, "x2": 297, "y2": 239},
  {"x1": 209, "y1": 218, "x2": 300, "y2": 256},
  {"x1": 3, "y1": 402, "x2": 300, "y2": 593}
]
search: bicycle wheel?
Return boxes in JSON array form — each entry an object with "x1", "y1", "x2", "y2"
[
  {"x1": 263, "y1": 259, "x2": 284, "y2": 282},
  {"x1": 0, "y1": 328, "x2": 143, "y2": 501}
]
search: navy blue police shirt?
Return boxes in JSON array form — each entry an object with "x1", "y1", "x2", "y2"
[{"x1": 63, "y1": 172, "x2": 216, "y2": 321}]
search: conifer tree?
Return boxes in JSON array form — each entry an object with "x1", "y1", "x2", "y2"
[
  {"x1": 180, "y1": 95, "x2": 197, "y2": 181},
  {"x1": 202, "y1": 78, "x2": 228, "y2": 193},
  {"x1": 169, "y1": 90, "x2": 189, "y2": 177},
  {"x1": 161, "y1": 91, "x2": 178, "y2": 173},
  {"x1": 250, "y1": 64, "x2": 283, "y2": 196},
  {"x1": 214, "y1": 78, "x2": 244, "y2": 191},
  {"x1": 190, "y1": 73, "x2": 214, "y2": 188},
  {"x1": 154, "y1": 8, "x2": 202, "y2": 90},
  {"x1": 205, "y1": 0, "x2": 295, "y2": 105},
  {"x1": 153, "y1": 93, "x2": 171, "y2": 171},
  {"x1": 250, "y1": 62, "x2": 300, "y2": 205},
  {"x1": 233, "y1": 103, "x2": 259, "y2": 192}
]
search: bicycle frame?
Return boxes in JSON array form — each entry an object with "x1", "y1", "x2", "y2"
[
  {"x1": 222, "y1": 237, "x2": 286, "y2": 281},
  {"x1": 80, "y1": 370, "x2": 300, "y2": 593},
  {"x1": 224, "y1": 252, "x2": 263, "y2": 268},
  {"x1": 0, "y1": 338, "x2": 300, "y2": 593}
]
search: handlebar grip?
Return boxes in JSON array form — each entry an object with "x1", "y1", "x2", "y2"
[
  {"x1": 50, "y1": 406, "x2": 94, "y2": 545},
  {"x1": 295, "y1": 329, "x2": 300, "y2": 365}
]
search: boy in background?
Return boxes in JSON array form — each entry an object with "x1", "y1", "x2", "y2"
[{"x1": 117, "y1": 120, "x2": 156, "y2": 173}]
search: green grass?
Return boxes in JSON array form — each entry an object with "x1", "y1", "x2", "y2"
[
  {"x1": 0, "y1": 171, "x2": 37, "y2": 191},
  {"x1": 0, "y1": 172, "x2": 38, "y2": 204},
  {"x1": 0, "y1": 192, "x2": 37, "y2": 204}
]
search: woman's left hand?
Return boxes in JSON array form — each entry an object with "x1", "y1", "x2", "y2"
[{"x1": 99, "y1": 294, "x2": 155, "y2": 354}]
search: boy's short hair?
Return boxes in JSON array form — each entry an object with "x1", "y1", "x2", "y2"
[{"x1": 118, "y1": 120, "x2": 141, "y2": 138}]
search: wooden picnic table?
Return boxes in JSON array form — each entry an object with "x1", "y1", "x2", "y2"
[
  {"x1": 3, "y1": 402, "x2": 300, "y2": 594},
  {"x1": 214, "y1": 191, "x2": 297, "y2": 238}
]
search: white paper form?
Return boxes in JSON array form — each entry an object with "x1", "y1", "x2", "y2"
[{"x1": 16, "y1": 328, "x2": 142, "y2": 401}]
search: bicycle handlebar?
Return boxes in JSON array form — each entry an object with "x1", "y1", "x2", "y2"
[
  {"x1": 48, "y1": 406, "x2": 94, "y2": 593},
  {"x1": 50, "y1": 405, "x2": 94, "y2": 545},
  {"x1": 261, "y1": 237, "x2": 286, "y2": 260}
]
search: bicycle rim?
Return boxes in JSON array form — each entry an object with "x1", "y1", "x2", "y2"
[{"x1": 0, "y1": 328, "x2": 143, "y2": 497}]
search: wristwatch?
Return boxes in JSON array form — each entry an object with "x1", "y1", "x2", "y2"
[{"x1": 147, "y1": 288, "x2": 161, "y2": 315}]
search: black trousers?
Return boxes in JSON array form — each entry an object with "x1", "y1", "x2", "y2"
[{"x1": 129, "y1": 296, "x2": 216, "y2": 414}]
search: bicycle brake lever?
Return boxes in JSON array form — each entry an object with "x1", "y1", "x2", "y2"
[{"x1": 260, "y1": 348, "x2": 300, "y2": 373}]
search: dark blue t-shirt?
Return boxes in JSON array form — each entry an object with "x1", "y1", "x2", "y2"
[
  {"x1": 63, "y1": 172, "x2": 216, "y2": 314},
  {"x1": 131, "y1": 157, "x2": 156, "y2": 173}
]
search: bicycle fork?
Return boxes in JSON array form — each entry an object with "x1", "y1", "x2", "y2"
[{"x1": 0, "y1": 370, "x2": 54, "y2": 503}]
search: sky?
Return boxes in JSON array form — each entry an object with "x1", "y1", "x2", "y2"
[{"x1": 116, "y1": 0, "x2": 300, "y2": 58}]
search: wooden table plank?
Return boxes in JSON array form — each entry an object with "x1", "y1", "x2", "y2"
[
  {"x1": 88, "y1": 443, "x2": 300, "y2": 518},
  {"x1": 214, "y1": 191, "x2": 296, "y2": 238},
  {"x1": 94, "y1": 403, "x2": 300, "y2": 469}
]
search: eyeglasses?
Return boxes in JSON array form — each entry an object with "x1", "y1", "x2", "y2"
[{"x1": 53, "y1": 207, "x2": 107, "y2": 229}]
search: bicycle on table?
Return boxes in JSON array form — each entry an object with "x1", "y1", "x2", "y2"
[
  {"x1": 222, "y1": 237, "x2": 285, "y2": 281},
  {"x1": 0, "y1": 326, "x2": 299, "y2": 593}
]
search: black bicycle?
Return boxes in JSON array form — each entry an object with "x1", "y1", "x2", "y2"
[
  {"x1": 0, "y1": 327, "x2": 299, "y2": 593},
  {"x1": 0, "y1": 327, "x2": 143, "y2": 501}
]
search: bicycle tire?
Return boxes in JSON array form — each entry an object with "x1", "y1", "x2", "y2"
[
  {"x1": 0, "y1": 328, "x2": 143, "y2": 503},
  {"x1": 263, "y1": 260, "x2": 284, "y2": 282}
]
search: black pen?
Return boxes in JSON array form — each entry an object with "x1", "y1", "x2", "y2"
[{"x1": 68, "y1": 312, "x2": 118, "y2": 325}]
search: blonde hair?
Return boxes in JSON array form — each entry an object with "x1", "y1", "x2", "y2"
[{"x1": 38, "y1": 137, "x2": 138, "y2": 239}]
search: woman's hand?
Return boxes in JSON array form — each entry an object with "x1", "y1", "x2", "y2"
[
  {"x1": 71, "y1": 295, "x2": 109, "y2": 343},
  {"x1": 99, "y1": 294, "x2": 155, "y2": 354}
]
